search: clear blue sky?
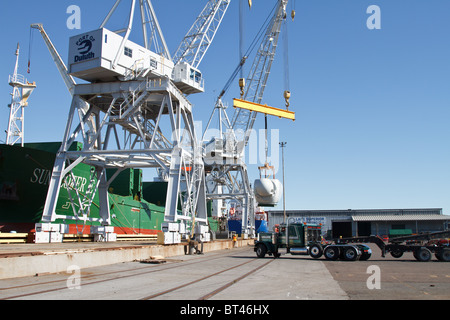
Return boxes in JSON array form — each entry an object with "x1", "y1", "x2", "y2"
[{"x1": 1, "y1": 1, "x2": 450, "y2": 215}]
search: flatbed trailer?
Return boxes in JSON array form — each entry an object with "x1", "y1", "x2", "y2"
[{"x1": 334, "y1": 230, "x2": 450, "y2": 262}]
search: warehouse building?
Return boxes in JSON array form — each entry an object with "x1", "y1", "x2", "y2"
[{"x1": 267, "y1": 208, "x2": 450, "y2": 239}]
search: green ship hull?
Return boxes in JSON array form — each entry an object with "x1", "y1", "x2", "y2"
[{"x1": 0, "y1": 142, "x2": 166, "y2": 235}]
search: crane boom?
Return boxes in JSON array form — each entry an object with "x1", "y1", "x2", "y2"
[
  {"x1": 231, "y1": 0, "x2": 288, "y2": 145},
  {"x1": 172, "y1": 0, "x2": 231, "y2": 68},
  {"x1": 30, "y1": 23, "x2": 76, "y2": 95},
  {"x1": 31, "y1": 23, "x2": 96, "y2": 143},
  {"x1": 202, "y1": 1, "x2": 290, "y2": 237}
]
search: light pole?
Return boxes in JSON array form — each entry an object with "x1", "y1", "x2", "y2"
[{"x1": 279, "y1": 141, "x2": 287, "y2": 224}]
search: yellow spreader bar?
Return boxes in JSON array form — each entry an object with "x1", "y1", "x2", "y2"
[{"x1": 233, "y1": 99, "x2": 295, "y2": 121}]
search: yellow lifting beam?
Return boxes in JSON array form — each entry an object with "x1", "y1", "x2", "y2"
[{"x1": 233, "y1": 98, "x2": 295, "y2": 121}]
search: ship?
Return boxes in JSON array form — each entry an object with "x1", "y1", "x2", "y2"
[
  {"x1": 0, "y1": 141, "x2": 168, "y2": 235},
  {"x1": 0, "y1": 140, "x2": 222, "y2": 236}
]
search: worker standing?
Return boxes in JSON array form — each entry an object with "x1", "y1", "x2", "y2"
[{"x1": 232, "y1": 234, "x2": 237, "y2": 248}]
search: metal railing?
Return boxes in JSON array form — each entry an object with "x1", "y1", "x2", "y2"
[{"x1": 8, "y1": 74, "x2": 26, "y2": 85}]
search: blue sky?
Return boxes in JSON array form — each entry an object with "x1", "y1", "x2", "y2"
[{"x1": 1, "y1": 1, "x2": 450, "y2": 215}]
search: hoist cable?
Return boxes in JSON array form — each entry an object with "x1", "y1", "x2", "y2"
[
  {"x1": 217, "y1": 2, "x2": 278, "y2": 100},
  {"x1": 283, "y1": 18, "x2": 290, "y2": 93},
  {"x1": 27, "y1": 26, "x2": 34, "y2": 73},
  {"x1": 239, "y1": 0, "x2": 245, "y2": 79}
]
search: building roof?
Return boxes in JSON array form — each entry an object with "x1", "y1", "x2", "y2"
[
  {"x1": 269, "y1": 208, "x2": 443, "y2": 217},
  {"x1": 352, "y1": 214, "x2": 450, "y2": 222}
]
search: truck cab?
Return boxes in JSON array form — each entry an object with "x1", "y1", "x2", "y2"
[{"x1": 255, "y1": 223, "x2": 323, "y2": 258}]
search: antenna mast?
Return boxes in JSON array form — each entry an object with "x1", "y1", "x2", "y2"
[{"x1": 6, "y1": 43, "x2": 36, "y2": 147}]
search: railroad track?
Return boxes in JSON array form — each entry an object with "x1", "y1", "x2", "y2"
[
  {"x1": 0, "y1": 247, "x2": 272, "y2": 300},
  {"x1": 141, "y1": 258, "x2": 274, "y2": 300}
]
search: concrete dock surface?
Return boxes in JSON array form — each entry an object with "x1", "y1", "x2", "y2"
[{"x1": 1, "y1": 243, "x2": 449, "y2": 301}]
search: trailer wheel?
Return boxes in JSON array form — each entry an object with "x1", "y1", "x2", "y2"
[
  {"x1": 415, "y1": 248, "x2": 432, "y2": 262},
  {"x1": 309, "y1": 244, "x2": 323, "y2": 259},
  {"x1": 390, "y1": 249, "x2": 404, "y2": 258},
  {"x1": 256, "y1": 244, "x2": 267, "y2": 258},
  {"x1": 343, "y1": 246, "x2": 358, "y2": 261},
  {"x1": 324, "y1": 246, "x2": 340, "y2": 261},
  {"x1": 436, "y1": 248, "x2": 450, "y2": 262}
]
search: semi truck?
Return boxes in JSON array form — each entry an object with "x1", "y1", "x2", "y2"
[{"x1": 254, "y1": 222, "x2": 450, "y2": 262}]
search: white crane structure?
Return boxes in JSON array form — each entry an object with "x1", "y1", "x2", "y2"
[
  {"x1": 203, "y1": 0, "x2": 290, "y2": 236},
  {"x1": 30, "y1": 24, "x2": 75, "y2": 95},
  {"x1": 5, "y1": 43, "x2": 36, "y2": 147},
  {"x1": 40, "y1": 0, "x2": 230, "y2": 242},
  {"x1": 30, "y1": 23, "x2": 96, "y2": 140},
  {"x1": 173, "y1": 0, "x2": 230, "y2": 69}
]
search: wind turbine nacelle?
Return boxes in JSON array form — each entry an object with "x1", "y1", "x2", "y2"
[
  {"x1": 68, "y1": 28, "x2": 174, "y2": 82},
  {"x1": 254, "y1": 178, "x2": 283, "y2": 207}
]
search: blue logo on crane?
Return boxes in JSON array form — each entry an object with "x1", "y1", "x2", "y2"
[
  {"x1": 77, "y1": 39, "x2": 93, "y2": 55},
  {"x1": 74, "y1": 34, "x2": 96, "y2": 63}
]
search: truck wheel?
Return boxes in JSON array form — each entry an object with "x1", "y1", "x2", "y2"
[
  {"x1": 436, "y1": 249, "x2": 450, "y2": 262},
  {"x1": 415, "y1": 248, "x2": 432, "y2": 262},
  {"x1": 309, "y1": 244, "x2": 323, "y2": 259},
  {"x1": 343, "y1": 246, "x2": 358, "y2": 261},
  {"x1": 324, "y1": 246, "x2": 340, "y2": 261},
  {"x1": 256, "y1": 244, "x2": 267, "y2": 258},
  {"x1": 359, "y1": 252, "x2": 372, "y2": 261}
]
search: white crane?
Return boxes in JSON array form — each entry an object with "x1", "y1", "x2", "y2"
[
  {"x1": 39, "y1": 0, "x2": 231, "y2": 243},
  {"x1": 172, "y1": 0, "x2": 231, "y2": 94},
  {"x1": 203, "y1": 0, "x2": 291, "y2": 236},
  {"x1": 173, "y1": 0, "x2": 230, "y2": 69}
]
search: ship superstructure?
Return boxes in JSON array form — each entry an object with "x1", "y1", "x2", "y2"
[{"x1": 5, "y1": 44, "x2": 36, "y2": 147}]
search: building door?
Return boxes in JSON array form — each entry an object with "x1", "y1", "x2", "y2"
[
  {"x1": 357, "y1": 221, "x2": 371, "y2": 236},
  {"x1": 332, "y1": 221, "x2": 352, "y2": 238}
]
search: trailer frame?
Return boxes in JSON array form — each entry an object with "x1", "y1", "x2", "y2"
[{"x1": 335, "y1": 230, "x2": 450, "y2": 262}]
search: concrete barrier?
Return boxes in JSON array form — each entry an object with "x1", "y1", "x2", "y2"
[{"x1": 0, "y1": 239, "x2": 254, "y2": 280}]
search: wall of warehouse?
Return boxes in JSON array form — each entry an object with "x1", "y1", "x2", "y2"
[{"x1": 267, "y1": 209, "x2": 449, "y2": 239}]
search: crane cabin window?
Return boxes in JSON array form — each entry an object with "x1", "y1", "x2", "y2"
[
  {"x1": 124, "y1": 47, "x2": 133, "y2": 58},
  {"x1": 195, "y1": 71, "x2": 202, "y2": 83},
  {"x1": 189, "y1": 68, "x2": 202, "y2": 83}
]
